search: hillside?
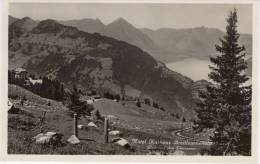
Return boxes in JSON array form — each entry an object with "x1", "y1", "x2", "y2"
[
  {"x1": 8, "y1": 84, "x2": 67, "y2": 111},
  {"x1": 8, "y1": 84, "x2": 209, "y2": 155},
  {"x1": 8, "y1": 17, "x2": 195, "y2": 118},
  {"x1": 8, "y1": 84, "x2": 137, "y2": 154}
]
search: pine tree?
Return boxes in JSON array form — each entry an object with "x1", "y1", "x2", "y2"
[
  {"x1": 68, "y1": 85, "x2": 94, "y2": 118},
  {"x1": 194, "y1": 9, "x2": 251, "y2": 156}
]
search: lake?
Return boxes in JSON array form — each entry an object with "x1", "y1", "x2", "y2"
[{"x1": 166, "y1": 58, "x2": 211, "y2": 81}]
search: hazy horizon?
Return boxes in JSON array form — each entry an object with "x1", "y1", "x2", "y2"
[{"x1": 9, "y1": 3, "x2": 252, "y2": 34}]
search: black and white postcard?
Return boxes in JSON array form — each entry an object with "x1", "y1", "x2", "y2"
[{"x1": 0, "y1": 0, "x2": 258, "y2": 163}]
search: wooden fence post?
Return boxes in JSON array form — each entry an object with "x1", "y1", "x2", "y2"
[
  {"x1": 42, "y1": 111, "x2": 47, "y2": 122},
  {"x1": 104, "y1": 117, "x2": 109, "y2": 144},
  {"x1": 74, "y1": 113, "x2": 78, "y2": 137}
]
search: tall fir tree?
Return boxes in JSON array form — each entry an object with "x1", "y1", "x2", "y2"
[
  {"x1": 67, "y1": 85, "x2": 94, "y2": 118},
  {"x1": 194, "y1": 9, "x2": 251, "y2": 156}
]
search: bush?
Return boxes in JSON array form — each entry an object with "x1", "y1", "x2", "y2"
[
  {"x1": 182, "y1": 118, "x2": 186, "y2": 122},
  {"x1": 144, "y1": 98, "x2": 150, "y2": 106},
  {"x1": 160, "y1": 107, "x2": 165, "y2": 111},
  {"x1": 136, "y1": 99, "x2": 141, "y2": 108},
  {"x1": 104, "y1": 92, "x2": 114, "y2": 100},
  {"x1": 152, "y1": 102, "x2": 159, "y2": 109},
  {"x1": 115, "y1": 94, "x2": 121, "y2": 101}
]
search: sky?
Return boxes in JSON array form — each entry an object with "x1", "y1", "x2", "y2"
[{"x1": 9, "y1": 3, "x2": 252, "y2": 34}]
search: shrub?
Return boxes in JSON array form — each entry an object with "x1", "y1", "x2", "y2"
[
  {"x1": 115, "y1": 94, "x2": 121, "y2": 101},
  {"x1": 136, "y1": 99, "x2": 141, "y2": 108},
  {"x1": 152, "y1": 102, "x2": 159, "y2": 109},
  {"x1": 104, "y1": 92, "x2": 114, "y2": 100},
  {"x1": 160, "y1": 107, "x2": 165, "y2": 111},
  {"x1": 144, "y1": 98, "x2": 151, "y2": 106},
  {"x1": 182, "y1": 118, "x2": 186, "y2": 122}
]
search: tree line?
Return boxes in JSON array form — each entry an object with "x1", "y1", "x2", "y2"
[{"x1": 8, "y1": 70, "x2": 66, "y2": 101}]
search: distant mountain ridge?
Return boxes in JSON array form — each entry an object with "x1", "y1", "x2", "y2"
[
  {"x1": 56, "y1": 16, "x2": 252, "y2": 63},
  {"x1": 59, "y1": 18, "x2": 106, "y2": 34},
  {"x1": 60, "y1": 17, "x2": 158, "y2": 52},
  {"x1": 10, "y1": 15, "x2": 252, "y2": 64},
  {"x1": 141, "y1": 27, "x2": 252, "y2": 62},
  {"x1": 9, "y1": 16, "x2": 198, "y2": 118}
]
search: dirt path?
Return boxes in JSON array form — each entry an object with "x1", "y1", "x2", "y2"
[
  {"x1": 171, "y1": 127, "x2": 211, "y2": 143},
  {"x1": 172, "y1": 127, "x2": 194, "y2": 140}
]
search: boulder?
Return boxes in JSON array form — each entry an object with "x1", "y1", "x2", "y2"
[
  {"x1": 46, "y1": 132, "x2": 56, "y2": 137},
  {"x1": 86, "y1": 99, "x2": 94, "y2": 104},
  {"x1": 33, "y1": 132, "x2": 63, "y2": 145},
  {"x1": 109, "y1": 130, "x2": 121, "y2": 136},
  {"x1": 78, "y1": 124, "x2": 85, "y2": 129},
  {"x1": 77, "y1": 124, "x2": 85, "y2": 129},
  {"x1": 112, "y1": 138, "x2": 131, "y2": 149},
  {"x1": 87, "y1": 122, "x2": 98, "y2": 128},
  {"x1": 8, "y1": 100, "x2": 19, "y2": 114},
  {"x1": 67, "y1": 135, "x2": 80, "y2": 145}
]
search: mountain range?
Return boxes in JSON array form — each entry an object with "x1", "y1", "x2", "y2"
[
  {"x1": 8, "y1": 15, "x2": 252, "y2": 118},
  {"x1": 9, "y1": 16, "x2": 201, "y2": 118},
  {"x1": 57, "y1": 16, "x2": 252, "y2": 63}
]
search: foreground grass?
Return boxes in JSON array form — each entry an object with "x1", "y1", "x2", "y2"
[
  {"x1": 8, "y1": 110, "x2": 141, "y2": 155},
  {"x1": 8, "y1": 129, "x2": 134, "y2": 155}
]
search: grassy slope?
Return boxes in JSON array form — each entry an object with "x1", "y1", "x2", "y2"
[
  {"x1": 8, "y1": 84, "x2": 208, "y2": 155},
  {"x1": 8, "y1": 84, "x2": 138, "y2": 154}
]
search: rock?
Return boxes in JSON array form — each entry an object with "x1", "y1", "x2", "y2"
[
  {"x1": 33, "y1": 133, "x2": 45, "y2": 140},
  {"x1": 67, "y1": 135, "x2": 80, "y2": 144},
  {"x1": 8, "y1": 100, "x2": 13, "y2": 110},
  {"x1": 77, "y1": 124, "x2": 85, "y2": 129},
  {"x1": 46, "y1": 132, "x2": 56, "y2": 137},
  {"x1": 112, "y1": 138, "x2": 131, "y2": 149},
  {"x1": 35, "y1": 135, "x2": 51, "y2": 144},
  {"x1": 8, "y1": 100, "x2": 19, "y2": 114},
  {"x1": 86, "y1": 99, "x2": 94, "y2": 104},
  {"x1": 109, "y1": 130, "x2": 121, "y2": 136},
  {"x1": 33, "y1": 132, "x2": 63, "y2": 145},
  {"x1": 173, "y1": 149, "x2": 185, "y2": 155},
  {"x1": 87, "y1": 122, "x2": 98, "y2": 128}
]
